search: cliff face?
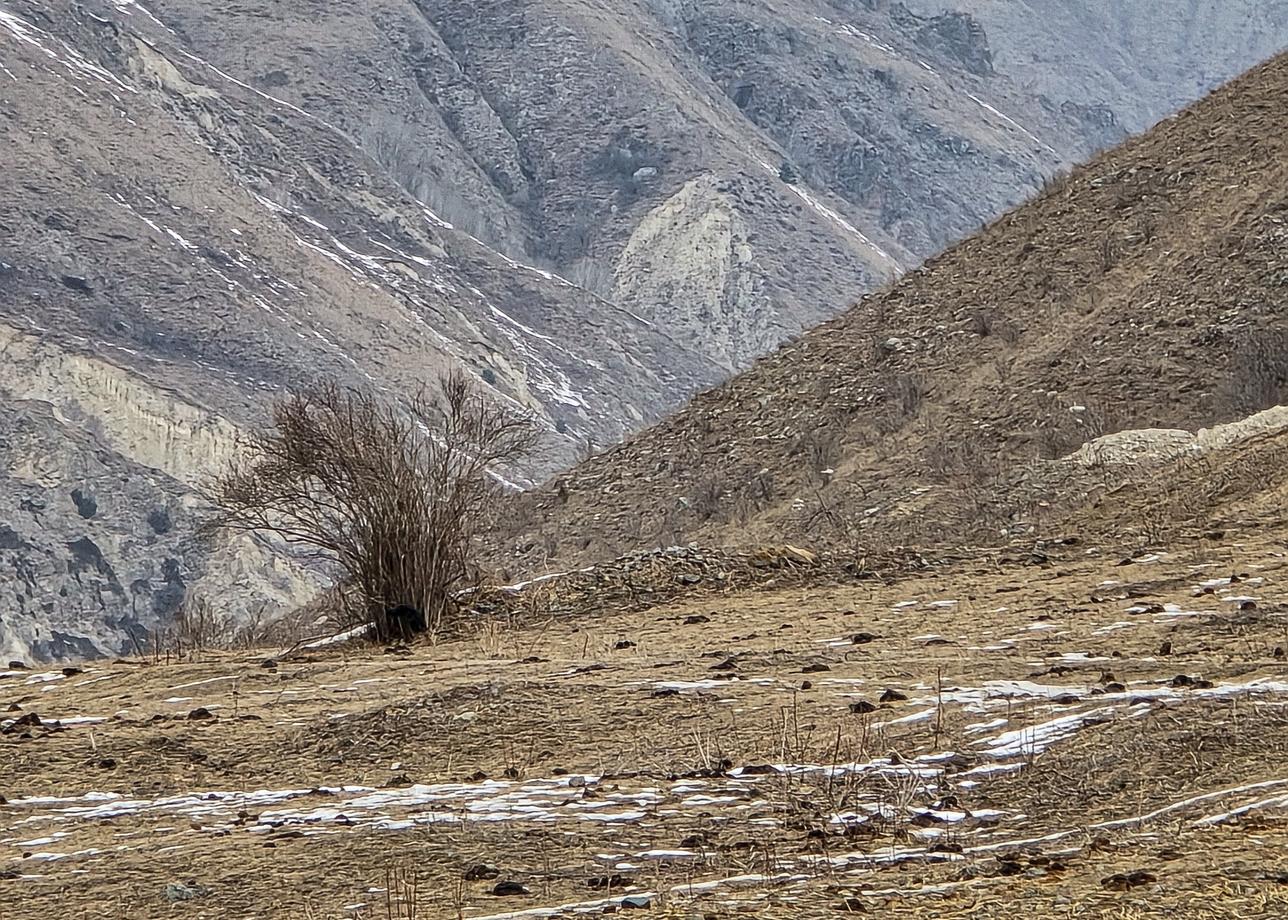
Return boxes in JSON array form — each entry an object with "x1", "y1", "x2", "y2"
[{"x1": 3, "y1": 0, "x2": 1285, "y2": 657}]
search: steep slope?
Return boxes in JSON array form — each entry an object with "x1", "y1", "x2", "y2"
[{"x1": 497, "y1": 52, "x2": 1288, "y2": 570}]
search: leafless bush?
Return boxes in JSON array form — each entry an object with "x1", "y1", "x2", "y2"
[{"x1": 210, "y1": 372, "x2": 536, "y2": 642}]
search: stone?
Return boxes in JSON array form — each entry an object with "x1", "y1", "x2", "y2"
[
  {"x1": 164, "y1": 882, "x2": 209, "y2": 902},
  {"x1": 492, "y1": 880, "x2": 530, "y2": 896}
]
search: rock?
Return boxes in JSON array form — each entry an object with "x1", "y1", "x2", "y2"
[
  {"x1": 878, "y1": 689, "x2": 907, "y2": 703},
  {"x1": 849, "y1": 700, "x2": 877, "y2": 714},
  {"x1": 187, "y1": 707, "x2": 214, "y2": 720},
  {"x1": 384, "y1": 774, "x2": 412, "y2": 788},
  {"x1": 651, "y1": 688, "x2": 679, "y2": 698},
  {"x1": 587, "y1": 873, "x2": 629, "y2": 890},
  {"x1": 465, "y1": 864, "x2": 501, "y2": 881},
  {"x1": 801, "y1": 663, "x2": 831, "y2": 673},
  {"x1": 632, "y1": 167, "x2": 657, "y2": 180},
  {"x1": 851, "y1": 632, "x2": 880, "y2": 644},
  {"x1": 684, "y1": 615, "x2": 710, "y2": 625},
  {"x1": 164, "y1": 882, "x2": 209, "y2": 902},
  {"x1": 59, "y1": 274, "x2": 93, "y2": 293},
  {"x1": 1101, "y1": 870, "x2": 1157, "y2": 890},
  {"x1": 6, "y1": 661, "x2": 28, "y2": 670},
  {"x1": 621, "y1": 894, "x2": 652, "y2": 909},
  {"x1": 260, "y1": 659, "x2": 277, "y2": 669},
  {"x1": 492, "y1": 880, "x2": 530, "y2": 896},
  {"x1": 614, "y1": 639, "x2": 637, "y2": 650},
  {"x1": 782, "y1": 544, "x2": 818, "y2": 565},
  {"x1": 1158, "y1": 640, "x2": 1172, "y2": 656}
]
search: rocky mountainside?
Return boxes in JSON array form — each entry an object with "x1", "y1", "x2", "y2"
[
  {"x1": 906, "y1": 0, "x2": 1288, "y2": 133},
  {"x1": 2, "y1": 0, "x2": 1286, "y2": 659},
  {"x1": 497, "y1": 51, "x2": 1288, "y2": 571}
]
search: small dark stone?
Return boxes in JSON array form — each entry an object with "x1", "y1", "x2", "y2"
[
  {"x1": 1240, "y1": 600, "x2": 1258, "y2": 611},
  {"x1": 587, "y1": 874, "x2": 629, "y2": 890},
  {"x1": 683, "y1": 615, "x2": 710, "y2": 625},
  {"x1": 997, "y1": 859, "x2": 1024, "y2": 876},
  {"x1": 801, "y1": 663, "x2": 831, "y2": 673},
  {"x1": 1274, "y1": 647, "x2": 1286, "y2": 661},
  {"x1": 491, "y1": 880, "x2": 530, "y2": 896},
  {"x1": 60, "y1": 274, "x2": 93, "y2": 293},
  {"x1": 260, "y1": 659, "x2": 277, "y2": 669},
  {"x1": 187, "y1": 707, "x2": 214, "y2": 721},
  {"x1": 464, "y1": 864, "x2": 501, "y2": 881},
  {"x1": 6, "y1": 661, "x2": 28, "y2": 671},
  {"x1": 1104, "y1": 682, "x2": 1126, "y2": 693},
  {"x1": 464, "y1": 770, "x2": 488, "y2": 783},
  {"x1": 620, "y1": 895, "x2": 652, "y2": 909},
  {"x1": 614, "y1": 639, "x2": 637, "y2": 650},
  {"x1": 60, "y1": 667, "x2": 83, "y2": 677},
  {"x1": 651, "y1": 688, "x2": 680, "y2": 698},
  {"x1": 739, "y1": 764, "x2": 778, "y2": 775},
  {"x1": 800, "y1": 680, "x2": 812, "y2": 690},
  {"x1": 97, "y1": 757, "x2": 117, "y2": 769},
  {"x1": 1158, "y1": 640, "x2": 1172, "y2": 656},
  {"x1": 851, "y1": 632, "x2": 879, "y2": 644},
  {"x1": 878, "y1": 689, "x2": 908, "y2": 703},
  {"x1": 849, "y1": 701, "x2": 877, "y2": 714}
]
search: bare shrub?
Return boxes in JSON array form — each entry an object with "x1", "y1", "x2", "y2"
[{"x1": 210, "y1": 372, "x2": 536, "y2": 642}]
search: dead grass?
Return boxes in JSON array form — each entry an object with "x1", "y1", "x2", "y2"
[{"x1": 3, "y1": 528, "x2": 1288, "y2": 917}]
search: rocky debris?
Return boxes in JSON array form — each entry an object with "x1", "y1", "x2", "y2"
[
  {"x1": 916, "y1": 12, "x2": 994, "y2": 75},
  {"x1": 464, "y1": 864, "x2": 501, "y2": 881},
  {"x1": 1101, "y1": 869, "x2": 1158, "y2": 890},
  {"x1": 491, "y1": 880, "x2": 530, "y2": 897},
  {"x1": 163, "y1": 882, "x2": 209, "y2": 902}
]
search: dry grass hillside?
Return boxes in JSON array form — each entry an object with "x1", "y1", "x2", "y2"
[
  {"x1": 495, "y1": 51, "x2": 1288, "y2": 572},
  {"x1": 4, "y1": 520, "x2": 1288, "y2": 917}
]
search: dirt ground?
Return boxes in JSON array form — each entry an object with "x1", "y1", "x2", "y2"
[{"x1": 3, "y1": 528, "x2": 1287, "y2": 918}]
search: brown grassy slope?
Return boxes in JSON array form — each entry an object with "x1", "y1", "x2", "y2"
[{"x1": 492, "y1": 52, "x2": 1288, "y2": 573}]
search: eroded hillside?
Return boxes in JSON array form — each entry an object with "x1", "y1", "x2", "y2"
[{"x1": 497, "y1": 51, "x2": 1288, "y2": 571}]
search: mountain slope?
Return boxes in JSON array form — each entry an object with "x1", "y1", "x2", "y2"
[
  {"x1": 3, "y1": 0, "x2": 1287, "y2": 658},
  {"x1": 907, "y1": 0, "x2": 1288, "y2": 132},
  {"x1": 496, "y1": 51, "x2": 1288, "y2": 570}
]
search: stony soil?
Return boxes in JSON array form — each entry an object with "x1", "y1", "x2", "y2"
[{"x1": 4, "y1": 524, "x2": 1287, "y2": 917}]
